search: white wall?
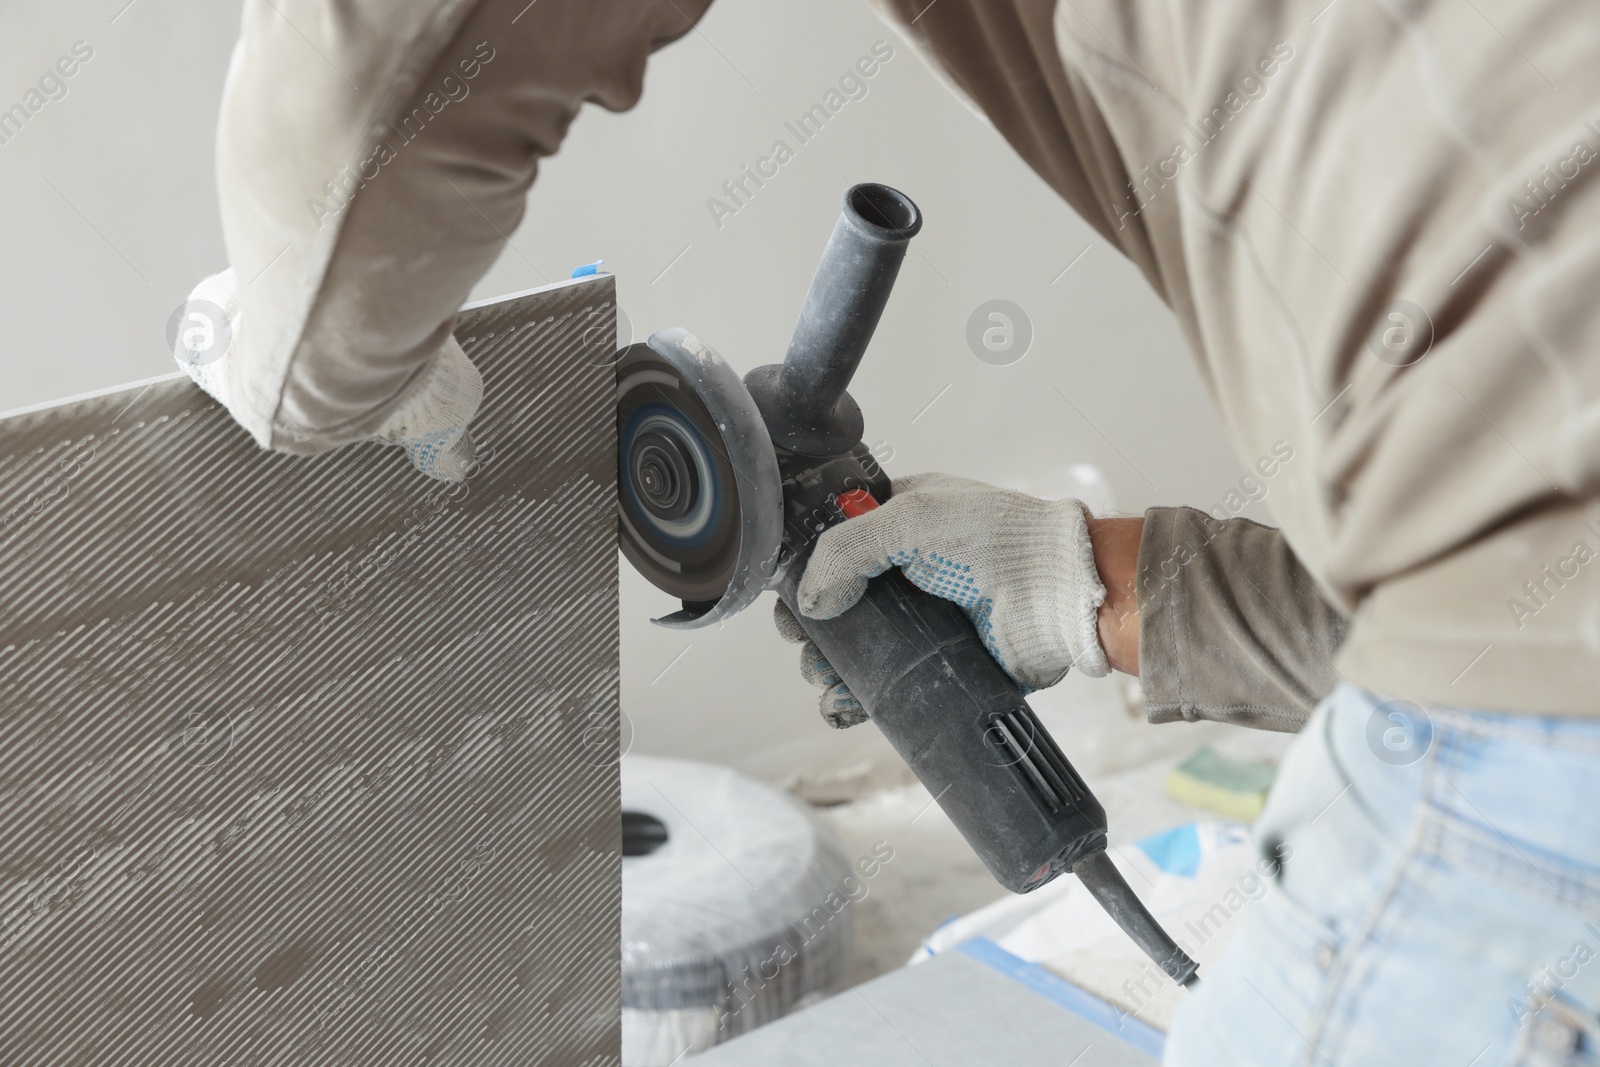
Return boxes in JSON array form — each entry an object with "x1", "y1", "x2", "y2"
[{"x1": 0, "y1": 0, "x2": 1254, "y2": 776}]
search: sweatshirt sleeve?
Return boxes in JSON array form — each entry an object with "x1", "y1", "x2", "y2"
[
  {"x1": 1135, "y1": 507, "x2": 1349, "y2": 733},
  {"x1": 213, "y1": 0, "x2": 708, "y2": 453}
]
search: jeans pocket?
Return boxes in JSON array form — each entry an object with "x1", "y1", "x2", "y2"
[
  {"x1": 1165, "y1": 873, "x2": 1347, "y2": 1067},
  {"x1": 1256, "y1": 876, "x2": 1343, "y2": 986},
  {"x1": 1508, "y1": 995, "x2": 1600, "y2": 1067}
]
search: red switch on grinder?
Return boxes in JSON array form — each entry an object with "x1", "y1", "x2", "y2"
[{"x1": 837, "y1": 489, "x2": 879, "y2": 518}]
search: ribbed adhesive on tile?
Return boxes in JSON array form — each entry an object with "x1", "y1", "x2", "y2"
[{"x1": 0, "y1": 276, "x2": 622, "y2": 1065}]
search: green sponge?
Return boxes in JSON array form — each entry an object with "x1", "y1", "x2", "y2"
[{"x1": 1164, "y1": 745, "x2": 1277, "y2": 822}]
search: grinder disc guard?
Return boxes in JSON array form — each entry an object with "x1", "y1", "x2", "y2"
[
  {"x1": 615, "y1": 330, "x2": 784, "y2": 628},
  {"x1": 617, "y1": 345, "x2": 739, "y2": 601}
]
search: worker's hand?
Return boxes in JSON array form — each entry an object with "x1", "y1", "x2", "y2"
[
  {"x1": 171, "y1": 270, "x2": 483, "y2": 481},
  {"x1": 796, "y1": 473, "x2": 1112, "y2": 697},
  {"x1": 774, "y1": 598, "x2": 867, "y2": 728}
]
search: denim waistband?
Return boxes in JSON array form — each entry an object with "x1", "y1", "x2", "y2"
[{"x1": 1325, "y1": 684, "x2": 1600, "y2": 910}]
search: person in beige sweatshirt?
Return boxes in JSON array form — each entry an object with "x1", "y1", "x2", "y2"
[{"x1": 174, "y1": 1, "x2": 1600, "y2": 1061}]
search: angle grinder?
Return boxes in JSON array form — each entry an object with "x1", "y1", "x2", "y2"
[{"x1": 616, "y1": 183, "x2": 1199, "y2": 988}]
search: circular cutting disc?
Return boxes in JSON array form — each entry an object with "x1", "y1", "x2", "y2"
[{"x1": 616, "y1": 343, "x2": 743, "y2": 603}]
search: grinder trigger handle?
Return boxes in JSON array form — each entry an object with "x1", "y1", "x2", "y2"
[{"x1": 778, "y1": 489, "x2": 1198, "y2": 987}]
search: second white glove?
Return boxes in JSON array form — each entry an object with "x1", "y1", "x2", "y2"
[
  {"x1": 172, "y1": 270, "x2": 483, "y2": 481},
  {"x1": 367, "y1": 334, "x2": 483, "y2": 482},
  {"x1": 797, "y1": 472, "x2": 1111, "y2": 692}
]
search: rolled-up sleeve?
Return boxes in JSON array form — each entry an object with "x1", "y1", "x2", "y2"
[
  {"x1": 1136, "y1": 507, "x2": 1349, "y2": 732},
  {"x1": 214, "y1": 0, "x2": 707, "y2": 452}
]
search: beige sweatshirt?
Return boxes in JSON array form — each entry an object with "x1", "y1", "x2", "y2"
[{"x1": 216, "y1": 0, "x2": 1600, "y2": 716}]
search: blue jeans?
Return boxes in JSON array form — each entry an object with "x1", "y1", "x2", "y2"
[{"x1": 1167, "y1": 684, "x2": 1600, "y2": 1066}]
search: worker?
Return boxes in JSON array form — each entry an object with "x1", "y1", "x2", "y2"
[{"x1": 174, "y1": 2, "x2": 1600, "y2": 1062}]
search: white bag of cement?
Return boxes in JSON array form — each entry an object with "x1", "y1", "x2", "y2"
[{"x1": 912, "y1": 821, "x2": 1269, "y2": 1033}]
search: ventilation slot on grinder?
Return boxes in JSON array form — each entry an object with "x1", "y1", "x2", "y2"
[{"x1": 988, "y1": 708, "x2": 1089, "y2": 817}]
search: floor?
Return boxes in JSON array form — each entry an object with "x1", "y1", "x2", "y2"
[{"x1": 698, "y1": 942, "x2": 1161, "y2": 1066}]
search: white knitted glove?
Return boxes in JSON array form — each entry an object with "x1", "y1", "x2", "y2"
[
  {"x1": 366, "y1": 336, "x2": 483, "y2": 481},
  {"x1": 785, "y1": 473, "x2": 1110, "y2": 724},
  {"x1": 774, "y1": 598, "x2": 867, "y2": 728},
  {"x1": 170, "y1": 270, "x2": 241, "y2": 408},
  {"x1": 171, "y1": 270, "x2": 483, "y2": 481}
]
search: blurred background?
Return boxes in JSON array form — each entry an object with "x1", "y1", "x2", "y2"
[{"x1": 1, "y1": 0, "x2": 1286, "y2": 1021}]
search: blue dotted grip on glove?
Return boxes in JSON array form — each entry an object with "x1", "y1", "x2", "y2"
[
  {"x1": 398, "y1": 426, "x2": 471, "y2": 480},
  {"x1": 887, "y1": 547, "x2": 1030, "y2": 694}
]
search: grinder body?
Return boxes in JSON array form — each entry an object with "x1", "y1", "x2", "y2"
[
  {"x1": 772, "y1": 447, "x2": 1109, "y2": 893},
  {"x1": 748, "y1": 184, "x2": 1112, "y2": 892},
  {"x1": 619, "y1": 183, "x2": 1199, "y2": 987}
]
